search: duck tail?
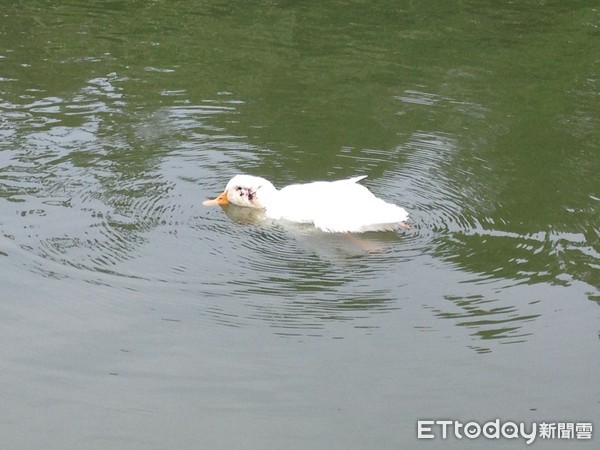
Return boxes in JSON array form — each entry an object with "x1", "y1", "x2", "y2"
[{"x1": 346, "y1": 175, "x2": 368, "y2": 184}]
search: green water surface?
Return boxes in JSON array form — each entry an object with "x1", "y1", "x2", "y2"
[{"x1": 1, "y1": 1, "x2": 598, "y2": 449}]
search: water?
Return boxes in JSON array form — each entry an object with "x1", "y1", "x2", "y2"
[{"x1": 1, "y1": 1, "x2": 599, "y2": 448}]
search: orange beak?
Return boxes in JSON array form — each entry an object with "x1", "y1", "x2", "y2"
[{"x1": 202, "y1": 190, "x2": 229, "y2": 206}]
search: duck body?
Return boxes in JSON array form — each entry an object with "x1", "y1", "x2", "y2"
[{"x1": 203, "y1": 174, "x2": 409, "y2": 233}]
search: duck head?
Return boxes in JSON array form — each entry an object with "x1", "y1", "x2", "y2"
[{"x1": 203, "y1": 174, "x2": 277, "y2": 209}]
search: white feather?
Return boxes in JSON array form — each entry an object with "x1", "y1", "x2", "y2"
[{"x1": 205, "y1": 174, "x2": 409, "y2": 233}]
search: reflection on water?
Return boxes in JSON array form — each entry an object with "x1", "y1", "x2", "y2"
[
  {"x1": 2, "y1": 81, "x2": 598, "y2": 346},
  {"x1": 435, "y1": 294, "x2": 540, "y2": 354},
  {"x1": 196, "y1": 208, "x2": 410, "y2": 337},
  {"x1": 1, "y1": 1, "x2": 599, "y2": 448},
  {"x1": 2, "y1": 88, "x2": 598, "y2": 352}
]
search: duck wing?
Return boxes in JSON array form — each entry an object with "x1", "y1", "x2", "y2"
[{"x1": 270, "y1": 176, "x2": 408, "y2": 233}]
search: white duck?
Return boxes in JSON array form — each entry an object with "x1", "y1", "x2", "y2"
[{"x1": 203, "y1": 174, "x2": 409, "y2": 233}]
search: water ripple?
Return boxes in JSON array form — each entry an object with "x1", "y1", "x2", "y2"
[
  {"x1": 2, "y1": 70, "x2": 597, "y2": 348},
  {"x1": 369, "y1": 129, "x2": 600, "y2": 296}
]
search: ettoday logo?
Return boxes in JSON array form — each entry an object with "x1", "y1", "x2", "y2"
[{"x1": 417, "y1": 419, "x2": 593, "y2": 444}]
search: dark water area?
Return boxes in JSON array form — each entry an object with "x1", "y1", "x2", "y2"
[{"x1": 1, "y1": 1, "x2": 599, "y2": 448}]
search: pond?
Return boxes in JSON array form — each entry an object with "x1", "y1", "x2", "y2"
[{"x1": 1, "y1": 1, "x2": 598, "y2": 448}]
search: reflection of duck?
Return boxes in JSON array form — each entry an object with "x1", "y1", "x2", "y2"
[
  {"x1": 219, "y1": 203, "x2": 267, "y2": 226},
  {"x1": 203, "y1": 174, "x2": 409, "y2": 233}
]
